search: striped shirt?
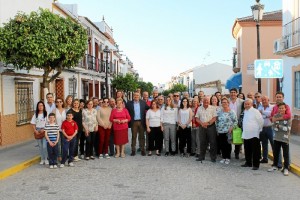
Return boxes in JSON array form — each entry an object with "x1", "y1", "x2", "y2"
[{"x1": 44, "y1": 123, "x2": 59, "y2": 143}]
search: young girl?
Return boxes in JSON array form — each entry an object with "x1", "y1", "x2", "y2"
[{"x1": 268, "y1": 102, "x2": 291, "y2": 176}]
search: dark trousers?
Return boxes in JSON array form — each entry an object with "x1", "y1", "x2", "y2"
[
  {"x1": 234, "y1": 144, "x2": 241, "y2": 155},
  {"x1": 109, "y1": 128, "x2": 115, "y2": 155},
  {"x1": 79, "y1": 131, "x2": 85, "y2": 155},
  {"x1": 74, "y1": 131, "x2": 82, "y2": 157},
  {"x1": 199, "y1": 124, "x2": 217, "y2": 160},
  {"x1": 216, "y1": 134, "x2": 221, "y2": 155},
  {"x1": 273, "y1": 140, "x2": 289, "y2": 169},
  {"x1": 85, "y1": 131, "x2": 96, "y2": 157},
  {"x1": 259, "y1": 126, "x2": 274, "y2": 160},
  {"x1": 244, "y1": 137, "x2": 261, "y2": 168},
  {"x1": 94, "y1": 131, "x2": 100, "y2": 156},
  {"x1": 148, "y1": 127, "x2": 163, "y2": 151},
  {"x1": 47, "y1": 143, "x2": 58, "y2": 165},
  {"x1": 62, "y1": 137, "x2": 76, "y2": 164},
  {"x1": 218, "y1": 133, "x2": 232, "y2": 159},
  {"x1": 178, "y1": 127, "x2": 191, "y2": 154},
  {"x1": 99, "y1": 126, "x2": 111, "y2": 154}
]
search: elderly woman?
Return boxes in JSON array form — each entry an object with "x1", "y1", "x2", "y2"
[
  {"x1": 82, "y1": 99, "x2": 98, "y2": 160},
  {"x1": 109, "y1": 98, "x2": 131, "y2": 158},
  {"x1": 146, "y1": 100, "x2": 163, "y2": 156},
  {"x1": 216, "y1": 97, "x2": 238, "y2": 164}
]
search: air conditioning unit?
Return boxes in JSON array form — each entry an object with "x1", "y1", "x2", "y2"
[{"x1": 273, "y1": 38, "x2": 286, "y2": 54}]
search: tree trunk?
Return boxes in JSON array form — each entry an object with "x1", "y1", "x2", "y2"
[{"x1": 42, "y1": 67, "x2": 62, "y2": 101}]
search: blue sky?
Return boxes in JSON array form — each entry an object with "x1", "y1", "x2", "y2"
[{"x1": 60, "y1": 0, "x2": 282, "y2": 86}]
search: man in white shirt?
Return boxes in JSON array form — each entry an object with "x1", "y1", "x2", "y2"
[
  {"x1": 45, "y1": 93, "x2": 56, "y2": 114},
  {"x1": 229, "y1": 88, "x2": 244, "y2": 159},
  {"x1": 241, "y1": 99, "x2": 264, "y2": 170},
  {"x1": 195, "y1": 97, "x2": 217, "y2": 162}
]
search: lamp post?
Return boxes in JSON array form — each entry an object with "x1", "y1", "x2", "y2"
[
  {"x1": 187, "y1": 76, "x2": 190, "y2": 97},
  {"x1": 251, "y1": 0, "x2": 264, "y2": 93},
  {"x1": 103, "y1": 45, "x2": 110, "y2": 97}
]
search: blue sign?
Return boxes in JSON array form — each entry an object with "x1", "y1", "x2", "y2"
[{"x1": 254, "y1": 59, "x2": 283, "y2": 78}]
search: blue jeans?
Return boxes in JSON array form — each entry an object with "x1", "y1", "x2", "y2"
[
  {"x1": 37, "y1": 137, "x2": 47, "y2": 161},
  {"x1": 47, "y1": 143, "x2": 58, "y2": 165},
  {"x1": 62, "y1": 137, "x2": 76, "y2": 164}
]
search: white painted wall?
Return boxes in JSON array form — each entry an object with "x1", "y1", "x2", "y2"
[{"x1": 0, "y1": 0, "x2": 52, "y2": 25}]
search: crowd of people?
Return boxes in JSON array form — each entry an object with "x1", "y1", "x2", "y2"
[{"x1": 31, "y1": 89, "x2": 291, "y2": 176}]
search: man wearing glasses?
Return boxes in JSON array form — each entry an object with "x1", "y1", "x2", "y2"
[
  {"x1": 229, "y1": 88, "x2": 244, "y2": 159},
  {"x1": 173, "y1": 92, "x2": 181, "y2": 108},
  {"x1": 157, "y1": 95, "x2": 165, "y2": 109}
]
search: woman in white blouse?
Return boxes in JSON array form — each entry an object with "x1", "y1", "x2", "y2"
[
  {"x1": 178, "y1": 97, "x2": 193, "y2": 157},
  {"x1": 146, "y1": 100, "x2": 163, "y2": 156},
  {"x1": 161, "y1": 96, "x2": 178, "y2": 156}
]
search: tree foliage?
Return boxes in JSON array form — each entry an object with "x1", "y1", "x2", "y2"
[
  {"x1": 0, "y1": 9, "x2": 87, "y2": 88},
  {"x1": 111, "y1": 73, "x2": 138, "y2": 93},
  {"x1": 162, "y1": 83, "x2": 187, "y2": 96},
  {"x1": 137, "y1": 81, "x2": 153, "y2": 95}
]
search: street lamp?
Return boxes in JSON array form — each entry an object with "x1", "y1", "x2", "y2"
[
  {"x1": 103, "y1": 45, "x2": 110, "y2": 97},
  {"x1": 251, "y1": 0, "x2": 264, "y2": 93},
  {"x1": 187, "y1": 76, "x2": 190, "y2": 96}
]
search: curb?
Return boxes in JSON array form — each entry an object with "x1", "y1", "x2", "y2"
[
  {"x1": 0, "y1": 156, "x2": 40, "y2": 180},
  {"x1": 268, "y1": 152, "x2": 300, "y2": 176}
]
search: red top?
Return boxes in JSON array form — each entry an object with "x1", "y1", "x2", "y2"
[
  {"x1": 61, "y1": 120, "x2": 78, "y2": 136},
  {"x1": 270, "y1": 104, "x2": 291, "y2": 120},
  {"x1": 110, "y1": 108, "x2": 131, "y2": 131},
  {"x1": 145, "y1": 100, "x2": 151, "y2": 107}
]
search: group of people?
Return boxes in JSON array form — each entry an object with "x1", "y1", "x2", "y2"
[{"x1": 31, "y1": 89, "x2": 291, "y2": 176}]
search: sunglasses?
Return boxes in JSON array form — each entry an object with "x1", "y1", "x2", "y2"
[{"x1": 174, "y1": 95, "x2": 179, "y2": 97}]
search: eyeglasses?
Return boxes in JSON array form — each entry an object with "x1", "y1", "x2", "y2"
[
  {"x1": 174, "y1": 95, "x2": 179, "y2": 97},
  {"x1": 56, "y1": 101, "x2": 62, "y2": 103}
]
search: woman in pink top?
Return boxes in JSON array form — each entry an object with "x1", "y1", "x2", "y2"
[
  {"x1": 97, "y1": 97, "x2": 112, "y2": 159},
  {"x1": 109, "y1": 98, "x2": 131, "y2": 158}
]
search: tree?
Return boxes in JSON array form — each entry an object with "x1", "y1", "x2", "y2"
[
  {"x1": 137, "y1": 81, "x2": 154, "y2": 95},
  {"x1": 0, "y1": 9, "x2": 87, "y2": 94},
  {"x1": 111, "y1": 73, "x2": 138, "y2": 95},
  {"x1": 162, "y1": 84, "x2": 187, "y2": 96}
]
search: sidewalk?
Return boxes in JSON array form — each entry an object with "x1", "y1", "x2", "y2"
[
  {"x1": 0, "y1": 135, "x2": 300, "y2": 180},
  {"x1": 0, "y1": 140, "x2": 40, "y2": 180}
]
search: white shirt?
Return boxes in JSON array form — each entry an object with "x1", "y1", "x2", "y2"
[
  {"x1": 242, "y1": 107, "x2": 264, "y2": 139},
  {"x1": 229, "y1": 101, "x2": 237, "y2": 116},
  {"x1": 54, "y1": 109, "x2": 66, "y2": 131},
  {"x1": 146, "y1": 109, "x2": 161, "y2": 127},
  {"x1": 45, "y1": 103, "x2": 56, "y2": 115},
  {"x1": 31, "y1": 114, "x2": 47, "y2": 128},
  {"x1": 258, "y1": 104, "x2": 274, "y2": 127},
  {"x1": 161, "y1": 107, "x2": 178, "y2": 124},
  {"x1": 178, "y1": 108, "x2": 192, "y2": 126},
  {"x1": 195, "y1": 105, "x2": 217, "y2": 122}
]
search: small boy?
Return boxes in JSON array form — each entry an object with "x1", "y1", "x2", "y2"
[
  {"x1": 60, "y1": 111, "x2": 78, "y2": 168},
  {"x1": 44, "y1": 113, "x2": 60, "y2": 169},
  {"x1": 268, "y1": 102, "x2": 291, "y2": 176}
]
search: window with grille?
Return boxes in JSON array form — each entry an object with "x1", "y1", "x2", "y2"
[
  {"x1": 295, "y1": 71, "x2": 300, "y2": 109},
  {"x1": 69, "y1": 78, "x2": 77, "y2": 98},
  {"x1": 15, "y1": 82, "x2": 34, "y2": 125}
]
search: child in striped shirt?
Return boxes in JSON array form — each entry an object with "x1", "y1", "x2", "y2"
[{"x1": 45, "y1": 113, "x2": 60, "y2": 169}]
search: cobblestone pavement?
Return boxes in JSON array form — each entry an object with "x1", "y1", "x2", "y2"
[{"x1": 0, "y1": 148, "x2": 300, "y2": 200}]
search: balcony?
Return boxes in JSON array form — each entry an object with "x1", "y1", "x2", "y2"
[{"x1": 282, "y1": 17, "x2": 300, "y2": 57}]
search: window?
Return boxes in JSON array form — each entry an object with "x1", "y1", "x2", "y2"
[
  {"x1": 15, "y1": 82, "x2": 34, "y2": 125},
  {"x1": 68, "y1": 78, "x2": 77, "y2": 98},
  {"x1": 295, "y1": 71, "x2": 300, "y2": 109}
]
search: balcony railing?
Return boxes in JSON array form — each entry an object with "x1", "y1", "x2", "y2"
[{"x1": 283, "y1": 17, "x2": 300, "y2": 49}]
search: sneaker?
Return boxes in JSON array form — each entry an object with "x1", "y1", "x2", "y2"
[
  {"x1": 45, "y1": 160, "x2": 49, "y2": 165},
  {"x1": 283, "y1": 168, "x2": 289, "y2": 176},
  {"x1": 69, "y1": 162, "x2": 74, "y2": 167},
  {"x1": 74, "y1": 156, "x2": 81, "y2": 162},
  {"x1": 39, "y1": 160, "x2": 44, "y2": 165},
  {"x1": 105, "y1": 154, "x2": 110, "y2": 159},
  {"x1": 220, "y1": 159, "x2": 226, "y2": 164},
  {"x1": 99, "y1": 154, "x2": 104, "y2": 159},
  {"x1": 53, "y1": 165, "x2": 58, "y2": 169},
  {"x1": 85, "y1": 157, "x2": 90, "y2": 160},
  {"x1": 90, "y1": 156, "x2": 95, "y2": 160},
  {"x1": 49, "y1": 165, "x2": 54, "y2": 169},
  {"x1": 268, "y1": 166, "x2": 278, "y2": 172},
  {"x1": 225, "y1": 159, "x2": 230, "y2": 165},
  {"x1": 60, "y1": 164, "x2": 65, "y2": 168}
]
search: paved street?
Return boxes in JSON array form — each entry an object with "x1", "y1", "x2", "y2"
[{"x1": 1, "y1": 144, "x2": 300, "y2": 200}]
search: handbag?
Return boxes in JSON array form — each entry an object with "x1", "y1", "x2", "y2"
[
  {"x1": 232, "y1": 127, "x2": 243, "y2": 145},
  {"x1": 33, "y1": 130, "x2": 45, "y2": 139}
]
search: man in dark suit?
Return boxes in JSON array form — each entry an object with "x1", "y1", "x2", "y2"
[{"x1": 126, "y1": 92, "x2": 149, "y2": 156}]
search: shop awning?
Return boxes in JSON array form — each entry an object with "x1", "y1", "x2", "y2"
[{"x1": 225, "y1": 72, "x2": 242, "y2": 90}]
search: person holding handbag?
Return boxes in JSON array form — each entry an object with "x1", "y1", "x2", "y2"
[
  {"x1": 31, "y1": 101, "x2": 48, "y2": 165},
  {"x1": 216, "y1": 97, "x2": 238, "y2": 165}
]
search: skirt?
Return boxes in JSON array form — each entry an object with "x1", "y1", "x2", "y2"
[{"x1": 114, "y1": 129, "x2": 129, "y2": 145}]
